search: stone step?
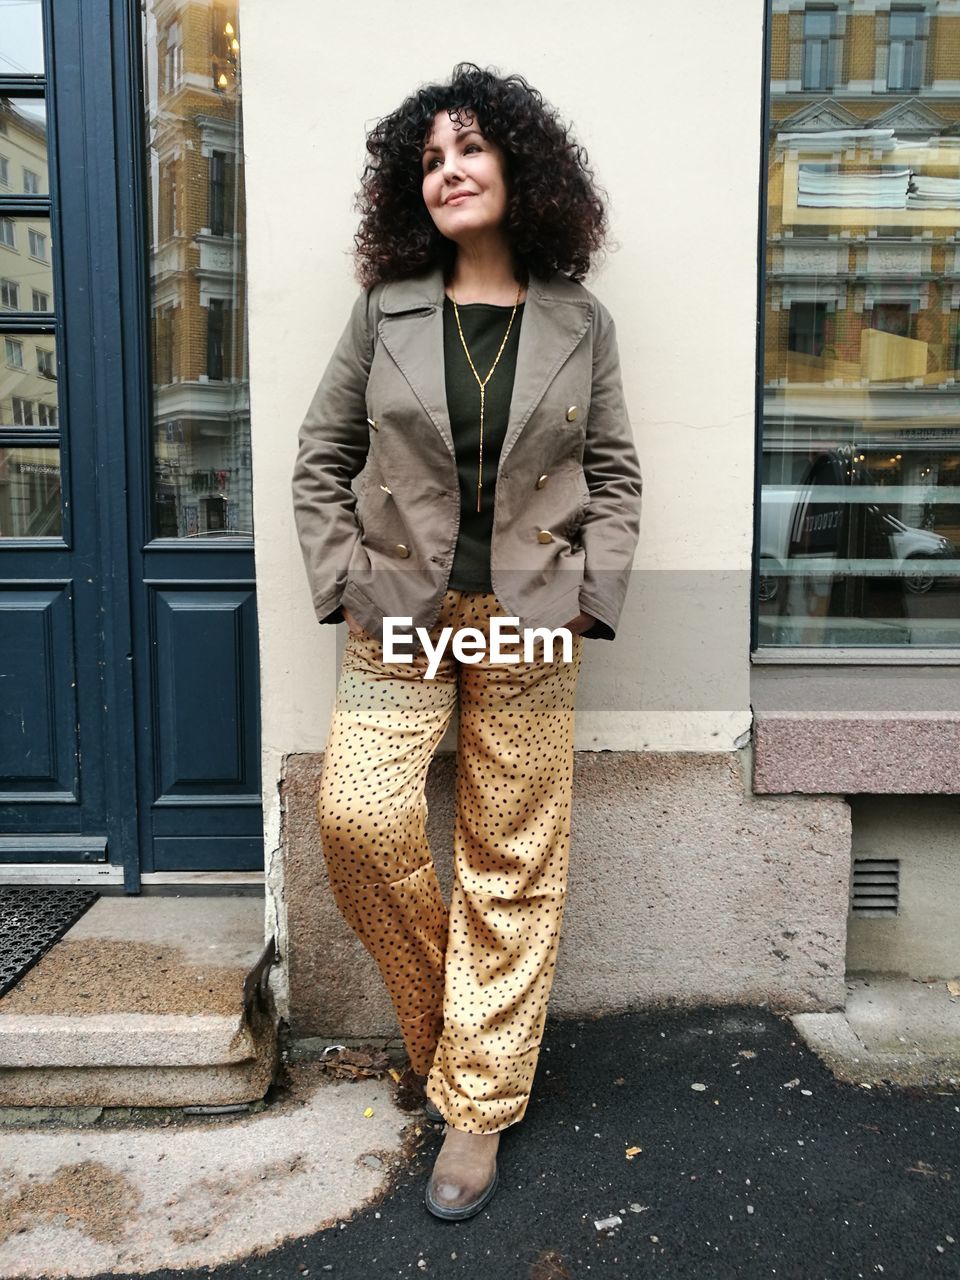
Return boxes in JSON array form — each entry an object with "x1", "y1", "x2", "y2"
[{"x1": 0, "y1": 895, "x2": 278, "y2": 1107}]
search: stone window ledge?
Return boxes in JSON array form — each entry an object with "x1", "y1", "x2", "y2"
[{"x1": 751, "y1": 665, "x2": 960, "y2": 794}]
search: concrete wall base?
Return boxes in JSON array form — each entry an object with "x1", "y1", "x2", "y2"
[{"x1": 281, "y1": 750, "x2": 852, "y2": 1042}]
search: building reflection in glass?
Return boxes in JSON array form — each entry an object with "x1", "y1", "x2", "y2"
[
  {"x1": 761, "y1": 1, "x2": 960, "y2": 646},
  {"x1": 142, "y1": 0, "x2": 251, "y2": 540},
  {"x1": 0, "y1": 95, "x2": 59, "y2": 538}
]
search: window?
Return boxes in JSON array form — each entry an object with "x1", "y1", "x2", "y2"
[
  {"x1": 158, "y1": 161, "x2": 178, "y2": 239},
  {"x1": 788, "y1": 302, "x2": 831, "y2": 357},
  {"x1": 803, "y1": 8, "x2": 837, "y2": 91},
  {"x1": 36, "y1": 347, "x2": 54, "y2": 377},
  {"x1": 760, "y1": 0, "x2": 960, "y2": 649},
  {"x1": 4, "y1": 338, "x2": 23, "y2": 368},
  {"x1": 208, "y1": 151, "x2": 234, "y2": 236},
  {"x1": 12, "y1": 398, "x2": 34, "y2": 426},
  {"x1": 0, "y1": 217, "x2": 14, "y2": 249},
  {"x1": 870, "y1": 303, "x2": 912, "y2": 339},
  {"x1": 155, "y1": 307, "x2": 174, "y2": 384},
  {"x1": 161, "y1": 27, "x2": 182, "y2": 93},
  {"x1": 203, "y1": 494, "x2": 226, "y2": 531},
  {"x1": 0, "y1": 278, "x2": 19, "y2": 310},
  {"x1": 210, "y1": 5, "x2": 238, "y2": 93},
  {"x1": 31, "y1": 289, "x2": 49, "y2": 312},
  {"x1": 28, "y1": 228, "x2": 47, "y2": 260},
  {"x1": 0, "y1": 155, "x2": 8, "y2": 186},
  {"x1": 36, "y1": 403, "x2": 57, "y2": 427},
  {"x1": 22, "y1": 168, "x2": 40, "y2": 195},
  {"x1": 144, "y1": 0, "x2": 252, "y2": 541},
  {"x1": 206, "y1": 298, "x2": 226, "y2": 380},
  {"x1": 888, "y1": 9, "x2": 926, "y2": 92}
]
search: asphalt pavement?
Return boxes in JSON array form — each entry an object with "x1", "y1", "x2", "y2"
[{"x1": 113, "y1": 1002, "x2": 960, "y2": 1280}]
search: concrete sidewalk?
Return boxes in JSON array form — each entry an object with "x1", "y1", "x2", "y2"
[{"x1": 2, "y1": 999, "x2": 959, "y2": 1279}]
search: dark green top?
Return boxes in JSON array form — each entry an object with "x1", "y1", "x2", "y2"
[{"x1": 443, "y1": 297, "x2": 524, "y2": 592}]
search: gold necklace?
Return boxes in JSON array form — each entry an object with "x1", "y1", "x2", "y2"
[{"x1": 450, "y1": 283, "x2": 523, "y2": 513}]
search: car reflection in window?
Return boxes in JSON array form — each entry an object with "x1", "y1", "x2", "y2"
[{"x1": 759, "y1": 446, "x2": 956, "y2": 616}]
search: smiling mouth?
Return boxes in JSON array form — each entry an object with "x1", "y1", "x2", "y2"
[{"x1": 445, "y1": 192, "x2": 475, "y2": 205}]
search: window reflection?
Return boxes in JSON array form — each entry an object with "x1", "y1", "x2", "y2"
[
  {"x1": 142, "y1": 1, "x2": 251, "y2": 540},
  {"x1": 761, "y1": 0, "x2": 960, "y2": 646},
  {"x1": 0, "y1": 100, "x2": 48, "y2": 197},
  {"x1": 0, "y1": 332, "x2": 58, "y2": 428},
  {"x1": 0, "y1": 2, "x2": 44, "y2": 77},
  {"x1": 0, "y1": 446, "x2": 60, "y2": 537}
]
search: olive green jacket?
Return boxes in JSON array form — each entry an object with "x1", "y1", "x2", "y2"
[{"x1": 292, "y1": 265, "x2": 642, "y2": 642}]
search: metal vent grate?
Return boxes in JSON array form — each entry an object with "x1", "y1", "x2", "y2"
[{"x1": 851, "y1": 858, "x2": 900, "y2": 916}]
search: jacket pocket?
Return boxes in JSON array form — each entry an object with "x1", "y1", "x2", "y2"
[{"x1": 563, "y1": 469, "x2": 592, "y2": 539}]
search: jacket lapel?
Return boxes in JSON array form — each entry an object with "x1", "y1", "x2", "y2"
[
  {"x1": 377, "y1": 269, "x2": 454, "y2": 455},
  {"x1": 501, "y1": 273, "x2": 592, "y2": 463},
  {"x1": 376, "y1": 266, "x2": 592, "y2": 462}
]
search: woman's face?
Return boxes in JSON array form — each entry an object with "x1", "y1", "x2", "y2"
[{"x1": 421, "y1": 110, "x2": 509, "y2": 245}]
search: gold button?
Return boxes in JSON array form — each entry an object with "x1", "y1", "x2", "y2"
[
  {"x1": 379, "y1": 483, "x2": 392, "y2": 494},
  {"x1": 536, "y1": 474, "x2": 549, "y2": 489},
  {"x1": 367, "y1": 417, "x2": 379, "y2": 431},
  {"x1": 565, "y1": 405, "x2": 579, "y2": 422},
  {"x1": 537, "y1": 529, "x2": 553, "y2": 544},
  {"x1": 395, "y1": 543, "x2": 410, "y2": 558}
]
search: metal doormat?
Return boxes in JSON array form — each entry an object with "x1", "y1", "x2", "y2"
[{"x1": 0, "y1": 886, "x2": 99, "y2": 999}]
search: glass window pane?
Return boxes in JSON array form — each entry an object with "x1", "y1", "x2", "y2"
[
  {"x1": 804, "y1": 12, "x2": 834, "y2": 38},
  {"x1": 0, "y1": 332, "x2": 58, "y2": 427},
  {"x1": 0, "y1": 217, "x2": 55, "y2": 313},
  {"x1": 0, "y1": 0, "x2": 44, "y2": 76},
  {"x1": 890, "y1": 12, "x2": 920, "y2": 38},
  {"x1": 142, "y1": 1, "x2": 252, "y2": 540},
  {"x1": 761, "y1": 1, "x2": 960, "y2": 647},
  {"x1": 0, "y1": 446, "x2": 61, "y2": 537},
  {"x1": 0, "y1": 100, "x2": 48, "y2": 196}
]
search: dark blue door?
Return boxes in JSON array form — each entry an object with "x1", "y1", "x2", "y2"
[{"x1": 0, "y1": 0, "x2": 262, "y2": 890}]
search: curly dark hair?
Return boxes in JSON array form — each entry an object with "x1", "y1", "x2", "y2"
[{"x1": 354, "y1": 62, "x2": 607, "y2": 287}]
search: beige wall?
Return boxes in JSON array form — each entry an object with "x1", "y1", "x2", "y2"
[{"x1": 240, "y1": 0, "x2": 765, "y2": 958}]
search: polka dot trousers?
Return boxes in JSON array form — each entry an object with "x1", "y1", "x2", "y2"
[{"x1": 316, "y1": 589, "x2": 584, "y2": 1134}]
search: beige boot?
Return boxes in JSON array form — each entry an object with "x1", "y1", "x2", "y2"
[{"x1": 424, "y1": 1126, "x2": 501, "y2": 1220}]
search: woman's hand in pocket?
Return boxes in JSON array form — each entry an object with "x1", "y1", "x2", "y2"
[{"x1": 563, "y1": 611, "x2": 596, "y2": 636}]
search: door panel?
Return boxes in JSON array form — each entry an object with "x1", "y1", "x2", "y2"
[
  {"x1": 153, "y1": 586, "x2": 259, "y2": 796},
  {"x1": 0, "y1": 585, "x2": 78, "y2": 798}
]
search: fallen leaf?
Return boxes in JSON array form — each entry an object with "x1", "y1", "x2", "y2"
[
  {"x1": 738, "y1": 1049, "x2": 756, "y2": 1059},
  {"x1": 625, "y1": 1146, "x2": 642, "y2": 1159},
  {"x1": 321, "y1": 1046, "x2": 391, "y2": 1080},
  {"x1": 947, "y1": 980, "x2": 960, "y2": 996},
  {"x1": 363, "y1": 1107, "x2": 374, "y2": 1118}
]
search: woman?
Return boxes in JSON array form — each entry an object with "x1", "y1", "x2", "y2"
[{"x1": 292, "y1": 63, "x2": 642, "y2": 1220}]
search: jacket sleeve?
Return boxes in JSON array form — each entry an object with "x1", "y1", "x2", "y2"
[
  {"x1": 578, "y1": 299, "x2": 643, "y2": 640},
  {"x1": 291, "y1": 288, "x2": 378, "y2": 624}
]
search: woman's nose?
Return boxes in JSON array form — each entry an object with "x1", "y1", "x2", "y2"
[{"x1": 442, "y1": 152, "x2": 464, "y2": 180}]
